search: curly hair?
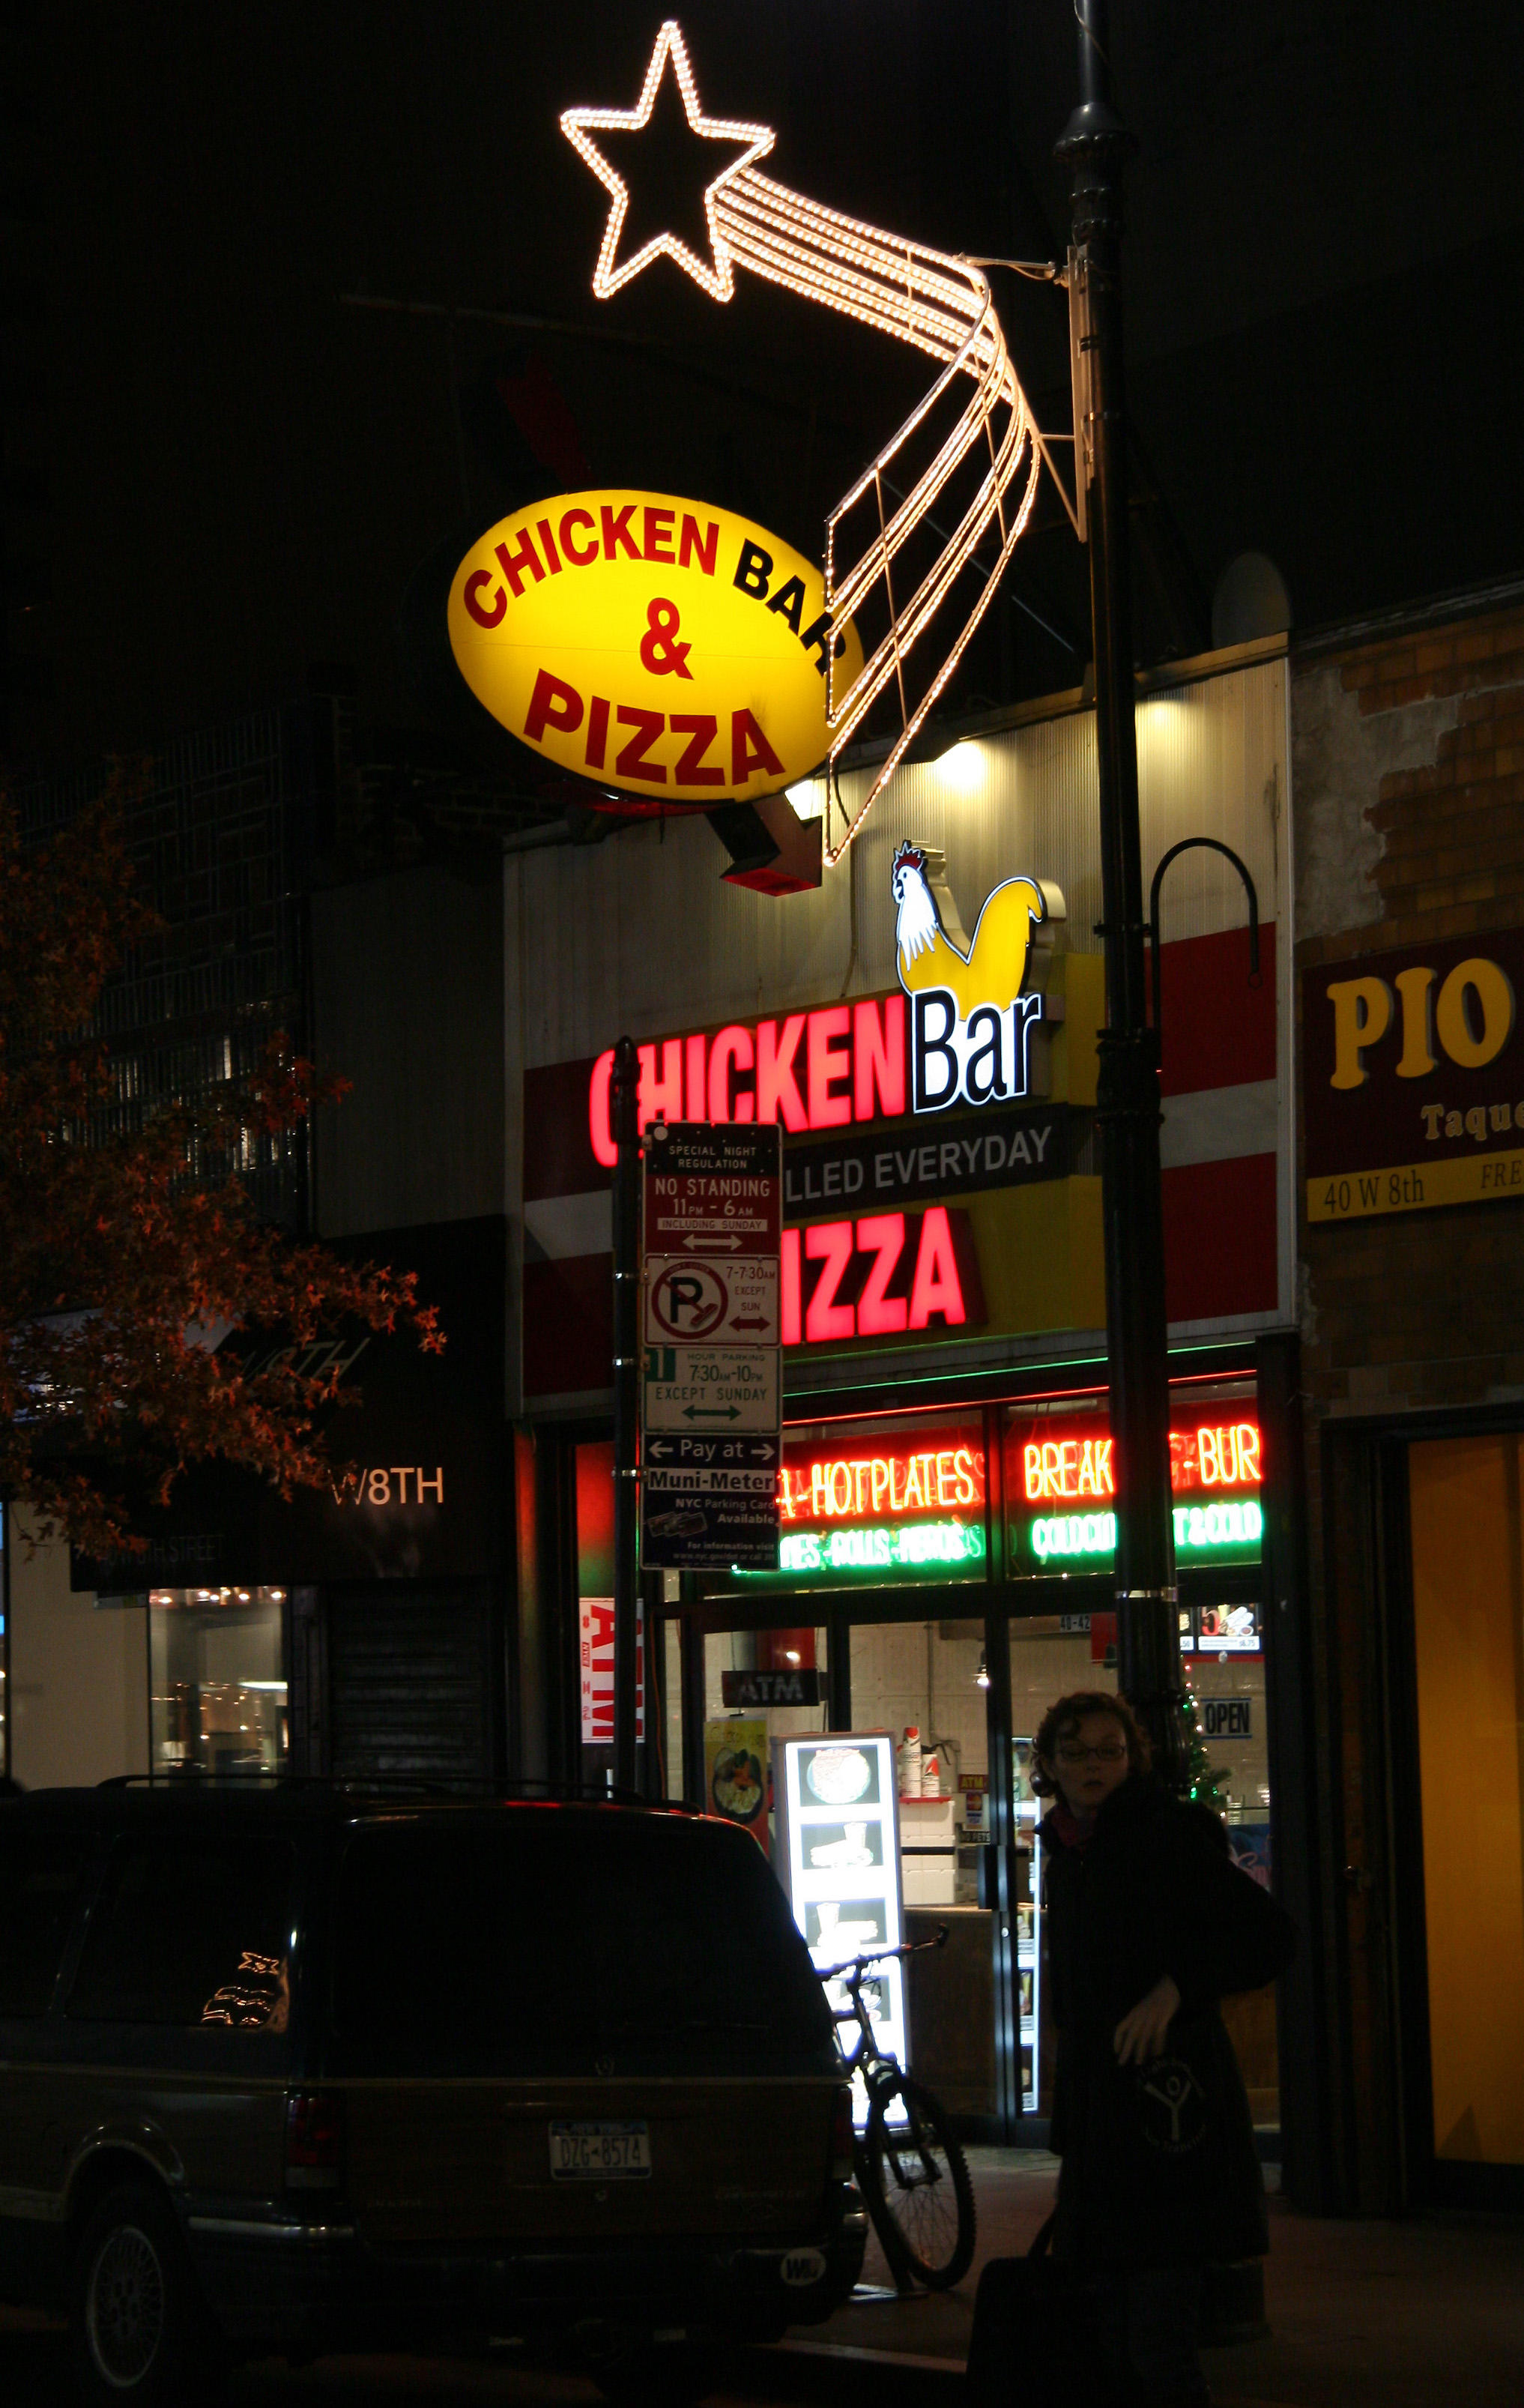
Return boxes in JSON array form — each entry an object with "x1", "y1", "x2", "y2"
[{"x1": 1030, "y1": 1689, "x2": 1151, "y2": 1796}]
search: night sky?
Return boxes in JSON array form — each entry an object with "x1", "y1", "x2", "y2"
[{"x1": 4, "y1": 2, "x2": 1521, "y2": 770}]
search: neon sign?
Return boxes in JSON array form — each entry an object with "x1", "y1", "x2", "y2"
[
  {"x1": 893, "y1": 843, "x2": 1063, "y2": 1114},
  {"x1": 1012, "y1": 1413, "x2": 1264, "y2": 1572},
  {"x1": 562, "y1": 20, "x2": 1043, "y2": 861},
  {"x1": 780, "y1": 1442, "x2": 985, "y2": 1523},
  {"x1": 1020, "y1": 1419, "x2": 1262, "y2": 1502},
  {"x1": 588, "y1": 997, "x2": 906, "y2": 1165},
  {"x1": 739, "y1": 1425, "x2": 988, "y2": 1585},
  {"x1": 781, "y1": 1210, "x2": 983, "y2": 1345},
  {"x1": 1031, "y1": 1501, "x2": 1263, "y2": 1564},
  {"x1": 781, "y1": 1523, "x2": 985, "y2": 1575}
]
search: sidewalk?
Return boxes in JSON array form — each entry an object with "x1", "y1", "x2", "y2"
[{"x1": 777, "y1": 2149, "x2": 1524, "y2": 2408}]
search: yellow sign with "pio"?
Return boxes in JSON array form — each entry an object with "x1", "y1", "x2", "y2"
[{"x1": 447, "y1": 489, "x2": 863, "y2": 806}]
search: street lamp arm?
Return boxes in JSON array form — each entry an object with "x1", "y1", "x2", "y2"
[{"x1": 1147, "y1": 838, "x2": 1261, "y2": 1051}]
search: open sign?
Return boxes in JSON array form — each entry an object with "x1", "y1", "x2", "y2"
[{"x1": 1202, "y1": 1698, "x2": 1252, "y2": 1739}]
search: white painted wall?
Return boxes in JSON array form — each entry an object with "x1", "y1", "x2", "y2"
[{"x1": 7, "y1": 1530, "x2": 148, "y2": 1790}]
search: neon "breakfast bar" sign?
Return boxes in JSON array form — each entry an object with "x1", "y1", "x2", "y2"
[{"x1": 1010, "y1": 1413, "x2": 1264, "y2": 1575}]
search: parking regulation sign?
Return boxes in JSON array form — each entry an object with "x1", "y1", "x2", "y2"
[
  {"x1": 642, "y1": 1345, "x2": 780, "y2": 1434},
  {"x1": 643, "y1": 1123, "x2": 781, "y2": 1258},
  {"x1": 642, "y1": 1123, "x2": 782, "y2": 1571},
  {"x1": 645, "y1": 1254, "x2": 780, "y2": 1346}
]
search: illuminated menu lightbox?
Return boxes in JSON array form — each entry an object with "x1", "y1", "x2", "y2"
[
  {"x1": 772, "y1": 1732, "x2": 907, "y2": 2127},
  {"x1": 737, "y1": 1428, "x2": 988, "y2": 1587},
  {"x1": 1008, "y1": 1414, "x2": 1264, "y2": 1575}
]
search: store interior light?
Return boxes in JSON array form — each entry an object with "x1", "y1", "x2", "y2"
[
  {"x1": 934, "y1": 739, "x2": 985, "y2": 795},
  {"x1": 975, "y1": 1650, "x2": 991, "y2": 1690}
]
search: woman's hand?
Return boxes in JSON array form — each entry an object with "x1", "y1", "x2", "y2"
[{"x1": 1113, "y1": 1974, "x2": 1182, "y2": 2065}]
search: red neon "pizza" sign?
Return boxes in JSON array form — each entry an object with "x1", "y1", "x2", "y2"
[
  {"x1": 1020, "y1": 1418, "x2": 1262, "y2": 1501},
  {"x1": 781, "y1": 1437, "x2": 986, "y2": 1523},
  {"x1": 781, "y1": 1208, "x2": 984, "y2": 1346}
]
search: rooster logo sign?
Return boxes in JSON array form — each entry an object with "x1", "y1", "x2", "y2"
[{"x1": 892, "y1": 841, "x2": 1065, "y2": 1114}]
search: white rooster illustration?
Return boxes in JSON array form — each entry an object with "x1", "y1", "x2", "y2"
[{"x1": 891, "y1": 840, "x2": 1056, "y2": 1017}]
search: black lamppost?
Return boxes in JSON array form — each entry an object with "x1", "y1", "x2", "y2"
[{"x1": 1057, "y1": 0, "x2": 1187, "y2": 1783}]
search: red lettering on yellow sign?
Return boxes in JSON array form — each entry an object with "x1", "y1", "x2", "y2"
[
  {"x1": 463, "y1": 510, "x2": 724, "y2": 625},
  {"x1": 521, "y1": 666, "x2": 782, "y2": 794}
]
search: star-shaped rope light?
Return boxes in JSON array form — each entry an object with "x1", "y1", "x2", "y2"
[
  {"x1": 562, "y1": 20, "x2": 1045, "y2": 864},
  {"x1": 561, "y1": 19, "x2": 775, "y2": 301}
]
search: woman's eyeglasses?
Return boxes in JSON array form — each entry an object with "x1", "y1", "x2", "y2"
[{"x1": 1055, "y1": 1740, "x2": 1128, "y2": 1765}]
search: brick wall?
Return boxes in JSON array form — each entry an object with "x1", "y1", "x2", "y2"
[
  {"x1": 1297, "y1": 600, "x2": 1524, "y2": 1414},
  {"x1": 1290, "y1": 596, "x2": 1524, "y2": 2211}
]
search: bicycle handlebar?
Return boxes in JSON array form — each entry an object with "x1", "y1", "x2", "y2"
[{"x1": 814, "y1": 1922, "x2": 949, "y2": 1985}]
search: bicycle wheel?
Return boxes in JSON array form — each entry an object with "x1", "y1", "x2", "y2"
[{"x1": 859, "y1": 2073, "x2": 976, "y2": 2290}]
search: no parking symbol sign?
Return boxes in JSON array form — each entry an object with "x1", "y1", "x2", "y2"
[{"x1": 645, "y1": 1253, "x2": 780, "y2": 1345}]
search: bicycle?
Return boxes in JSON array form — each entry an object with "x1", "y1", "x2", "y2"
[{"x1": 817, "y1": 1925, "x2": 976, "y2": 2291}]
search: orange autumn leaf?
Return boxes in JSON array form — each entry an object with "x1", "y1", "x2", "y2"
[{"x1": 0, "y1": 779, "x2": 442, "y2": 1561}]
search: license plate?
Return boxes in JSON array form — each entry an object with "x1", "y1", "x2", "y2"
[{"x1": 549, "y1": 2120, "x2": 652, "y2": 2180}]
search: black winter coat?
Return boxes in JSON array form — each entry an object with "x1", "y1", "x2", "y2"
[{"x1": 1041, "y1": 1773, "x2": 1294, "y2": 2269}]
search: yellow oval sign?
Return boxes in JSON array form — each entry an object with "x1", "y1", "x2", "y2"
[{"x1": 447, "y1": 490, "x2": 862, "y2": 806}]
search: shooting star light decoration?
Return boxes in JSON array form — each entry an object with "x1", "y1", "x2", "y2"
[{"x1": 562, "y1": 19, "x2": 1044, "y2": 866}]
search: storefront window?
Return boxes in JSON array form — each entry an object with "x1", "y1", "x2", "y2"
[
  {"x1": 1006, "y1": 1380, "x2": 1279, "y2": 2134},
  {"x1": 1004, "y1": 1384, "x2": 1265, "y2": 1579},
  {"x1": 702, "y1": 1624, "x2": 832, "y2": 1845},
  {"x1": 148, "y1": 1588, "x2": 288, "y2": 1778}
]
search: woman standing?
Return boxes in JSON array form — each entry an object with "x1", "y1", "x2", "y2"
[{"x1": 1035, "y1": 1689, "x2": 1293, "y2": 2408}]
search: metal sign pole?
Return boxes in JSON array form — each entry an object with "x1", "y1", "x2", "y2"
[
  {"x1": 1057, "y1": 0, "x2": 1185, "y2": 1784},
  {"x1": 611, "y1": 1034, "x2": 641, "y2": 1795}
]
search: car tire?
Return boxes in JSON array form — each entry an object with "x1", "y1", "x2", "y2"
[{"x1": 69, "y1": 2180, "x2": 221, "y2": 2408}]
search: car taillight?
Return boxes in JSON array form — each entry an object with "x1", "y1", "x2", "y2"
[
  {"x1": 829, "y1": 2084, "x2": 855, "y2": 2179},
  {"x1": 285, "y1": 2090, "x2": 345, "y2": 2191}
]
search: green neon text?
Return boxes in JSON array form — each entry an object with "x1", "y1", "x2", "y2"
[
  {"x1": 1029, "y1": 1500, "x2": 1262, "y2": 1563},
  {"x1": 740, "y1": 1519, "x2": 987, "y2": 1578}
]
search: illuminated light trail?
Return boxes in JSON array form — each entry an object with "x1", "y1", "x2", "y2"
[{"x1": 562, "y1": 21, "x2": 1044, "y2": 864}]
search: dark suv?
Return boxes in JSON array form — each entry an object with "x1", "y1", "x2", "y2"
[{"x1": 0, "y1": 1784, "x2": 865, "y2": 2402}]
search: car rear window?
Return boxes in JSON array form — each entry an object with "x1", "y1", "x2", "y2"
[
  {"x1": 0, "y1": 1829, "x2": 93, "y2": 2015},
  {"x1": 333, "y1": 1810, "x2": 837, "y2": 2077},
  {"x1": 67, "y1": 1831, "x2": 297, "y2": 2030}
]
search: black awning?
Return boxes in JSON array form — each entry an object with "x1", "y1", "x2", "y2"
[{"x1": 71, "y1": 1216, "x2": 508, "y2": 1590}]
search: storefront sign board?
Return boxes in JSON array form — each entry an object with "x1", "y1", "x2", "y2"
[
  {"x1": 1303, "y1": 926, "x2": 1524, "y2": 1221},
  {"x1": 449, "y1": 489, "x2": 864, "y2": 807},
  {"x1": 782, "y1": 1102, "x2": 1073, "y2": 1215},
  {"x1": 721, "y1": 1668, "x2": 823, "y2": 1708}
]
